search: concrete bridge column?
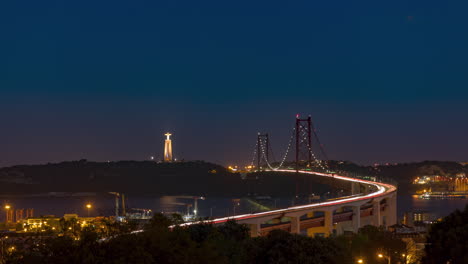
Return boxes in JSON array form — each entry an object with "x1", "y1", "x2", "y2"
[
  {"x1": 387, "y1": 195, "x2": 397, "y2": 227},
  {"x1": 352, "y1": 206, "x2": 361, "y2": 233},
  {"x1": 290, "y1": 216, "x2": 300, "y2": 234},
  {"x1": 372, "y1": 201, "x2": 381, "y2": 226},
  {"x1": 249, "y1": 223, "x2": 261, "y2": 237},
  {"x1": 351, "y1": 182, "x2": 355, "y2": 195},
  {"x1": 351, "y1": 182, "x2": 359, "y2": 195},
  {"x1": 324, "y1": 210, "x2": 333, "y2": 236},
  {"x1": 363, "y1": 184, "x2": 371, "y2": 194}
]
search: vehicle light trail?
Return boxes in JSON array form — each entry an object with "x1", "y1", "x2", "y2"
[{"x1": 178, "y1": 170, "x2": 397, "y2": 227}]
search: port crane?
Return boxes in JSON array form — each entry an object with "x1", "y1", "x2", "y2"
[
  {"x1": 108, "y1": 192, "x2": 126, "y2": 217},
  {"x1": 169, "y1": 202, "x2": 193, "y2": 216},
  {"x1": 170, "y1": 196, "x2": 205, "y2": 217}
]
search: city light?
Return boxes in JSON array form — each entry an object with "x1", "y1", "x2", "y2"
[
  {"x1": 4, "y1": 205, "x2": 11, "y2": 210},
  {"x1": 227, "y1": 165, "x2": 238, "y2": 172},
  {"x1": 377, "y1": 253, "x2": 390, "y2": 264},
  {"x1": 357, "y1": 259, "x2": 363, "y2": 263},
  {"x1": 86, "y1": 203, "x2": 92, "y2": 217}
]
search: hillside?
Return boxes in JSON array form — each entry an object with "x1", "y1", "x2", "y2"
[
  {"x1": 0, "y1": 160, "x2": 245, "y2": 196},
  {"x1": 1, "y1": 159, "x2": 465, "y2": 197}
]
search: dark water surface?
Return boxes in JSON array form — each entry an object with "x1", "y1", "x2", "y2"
[
  {"x1": 397, "y1": 194, "x2": 468, "y2": 219},
  {"x1": 1, "y1": 193, "x2": 467, "y2": 221}
]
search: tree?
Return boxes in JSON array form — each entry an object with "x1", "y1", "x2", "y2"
[
  {"x1": 423, "y1": 205, "x2": 468, "y2": 264},
  {"x1": 246, "y1": 229, "x2": 344, "y2": 264},
  {"x1": 336, "y1": 225, "x2": 407, "y2": 264}
]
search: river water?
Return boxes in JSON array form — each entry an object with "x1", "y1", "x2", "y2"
[
  {"x1": 397, "y1": 194, "x2": 468, "y2": 220},
  {"x1": 1, "y1": 193, "x2": 467, "y2": 222}
]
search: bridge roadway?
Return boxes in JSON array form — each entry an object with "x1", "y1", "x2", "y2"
[{"x1": 183, "y1": 169, "x2": 398, "y2": 237}]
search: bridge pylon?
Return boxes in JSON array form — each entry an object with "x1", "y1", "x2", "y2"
[
  {"x1": 257, "y1": 133, "x2": 269, "y2": 171},
  {"x1": 295, "y1": 115, "x2": 313, "y2": 171},
  {"x1": 294, "y1": 115, "x2": 314, "y2": 199}
]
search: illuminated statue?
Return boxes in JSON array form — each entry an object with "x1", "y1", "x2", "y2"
[{"x1": 164, "y1": 133, "x2": 173, "y2": 162}]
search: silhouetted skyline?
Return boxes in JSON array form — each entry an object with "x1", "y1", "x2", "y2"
[{"x1": 1, "y1": 0, "x2": 467, "y2": 166}]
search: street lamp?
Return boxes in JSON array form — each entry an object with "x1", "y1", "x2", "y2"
[
  {"x1": 402, "y1": 253, "x2": 407, "y2": 264},
  {"x1": 378, "y1": 253, "x2": 391, "y2": 264},
  {"x1": 357, "y1": 259, "x2": 364, "y2": 263},
  {"x1": 85, "y1": 203, "x2": 92, "y2": 217},
  {"x1": 4, "y1": 204, "x2": 11, "y2": 223}
]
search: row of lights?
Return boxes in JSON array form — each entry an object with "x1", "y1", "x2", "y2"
[
  {"x1": 251, "y1": 124, "x2": 329, "y2": 172},
  {"x1": 275, "y1": 128, "x2": 295, "y2": 169},
  {"x1": 356, "y1": 253, "x2": 407, "y2": 263},
  {"x1": 4, "y1": 203, "x2": 93, "y2": 217},
  {"x1": 258, "y1": 137, "x2": 278, "y2": 171},
  {"x1": 299, "y1": 129, "x2": 329, "y2": 172},
  {"x1": 257, "y1": 127, "x2": 295, "y2": 171},
  {"x1": 256, "y1": 126, "x2": 329, "y2": 172},
  {"x1": 250, "y1": 140, "x2": 258, "y2": 167}
]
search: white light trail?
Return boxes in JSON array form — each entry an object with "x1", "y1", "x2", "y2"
[{"x1": 178, "y1": 170, "x2": 397, "y2": 226}]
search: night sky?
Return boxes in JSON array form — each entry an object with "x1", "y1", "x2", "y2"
[{"x1": 1, "y1": 0, "x2": 467, "y2": 166}]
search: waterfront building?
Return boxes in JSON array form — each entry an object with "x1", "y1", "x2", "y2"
[
  {"x1": 21, "y1": 214, "x2": 101, "y2": 232},
  {"x1": 403, "y1": 211, "x2": 435, "y2": 226},
  {"x1": 454, "y1": 177, "x2": 468, "y2": 192}
]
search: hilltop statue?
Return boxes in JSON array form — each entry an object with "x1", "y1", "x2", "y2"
[{"x1": 164, "y1": 133, "x2": 173, "y2": 162}]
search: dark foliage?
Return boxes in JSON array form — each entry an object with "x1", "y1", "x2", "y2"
[
  {"x1": 5, "y1": 215, "x2": 350, "y2": 264},
  {"x1": 423, "y1": 204, "x2": 468, "y2": 264}
]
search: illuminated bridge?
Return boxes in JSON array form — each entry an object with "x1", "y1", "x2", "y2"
[
  {"x1": 184, "y1": 115, "x2": 398, "y2": 237},
  {"x1": 198, "y1": 169, "x2": 397, "y2": 237}
]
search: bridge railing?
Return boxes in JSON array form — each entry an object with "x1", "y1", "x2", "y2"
[{"x1": 334, "y1": 170, "x2": 398, "y2": 187}]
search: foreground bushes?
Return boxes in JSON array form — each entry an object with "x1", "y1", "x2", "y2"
[{"x1": 6, "y1": 213, "x2": 422, "y2": 264}]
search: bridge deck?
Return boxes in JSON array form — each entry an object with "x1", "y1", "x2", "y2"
[{"x1": 178, "y1": 170, "x2": 397, "y2": 236}]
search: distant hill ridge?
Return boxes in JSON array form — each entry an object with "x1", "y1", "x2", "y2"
[
  {"x1": 0, "y1": 160, "x2": 465, "y2": 196},
  {"x1": 0, "y1": 160, "x2": 244, "y2": 196}
]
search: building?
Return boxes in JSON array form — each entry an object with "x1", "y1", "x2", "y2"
[
  {"x1": 164, "y1": 132, "x2": 173, "y2": 162},
  {"x1": 403, "y1": 211, "x2": 435, "y2": 226},
  {"x1": 21, "y1": 214, "x2": 97, "y2": 232}
]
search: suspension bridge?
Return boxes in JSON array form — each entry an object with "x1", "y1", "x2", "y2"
[{"x1": 184, "y1": 115, "x2": 398, "y2": 237}]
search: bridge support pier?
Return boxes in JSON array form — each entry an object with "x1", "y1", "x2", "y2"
[
  {"x1": 387, "y1": 194, "x2": 397, "y2": 228},
  {"x1": 249, "y1": 223, "x2": 261, "y2": 237},
  {"x1": 351, "y1": 182, "x2": 360, "y2": 195},
  {"x1": 352, "y1": 206, "x2": 361, "y2": 232},
  {"x1": 363, "y1": 184, "x2": 372, "y2": 195},
  {"x1": 305, "y1": 210, "x2": 334, "y2": 237},
  {"x1": 290, "y1": 216, "x2": 300, "y2": 234},
  {"x1": 372, "y1": 201, "x2": 381, "y2": 226},
  {"x1": 324, "y1": 210, "x2": 334, "y2": 236}
]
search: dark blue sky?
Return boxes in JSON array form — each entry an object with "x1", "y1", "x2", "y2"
[{"x1": 1, "y1": 0, "x2": 467, "y2": 166}]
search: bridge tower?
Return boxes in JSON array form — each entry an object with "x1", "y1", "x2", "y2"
[
  {"x1": 257, "y1": 133, "x2": 269, "y2": 170},
  {"x1": 294, "y1": 115, "x2": 313, "y2": 198},
  {"x1": 295, "y1": 115, "x2": 313, "y2": 171}
]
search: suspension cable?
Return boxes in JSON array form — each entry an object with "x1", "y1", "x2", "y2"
[
  {"x1": 310, "y1": 120, "x2": 329, "y2": 161},
  {"x1": 258, "y1": 127, "x2": 295, "y2": 171},
  {"x1": 250, "y1": 140, "x2": 258, "y2": 167}
]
